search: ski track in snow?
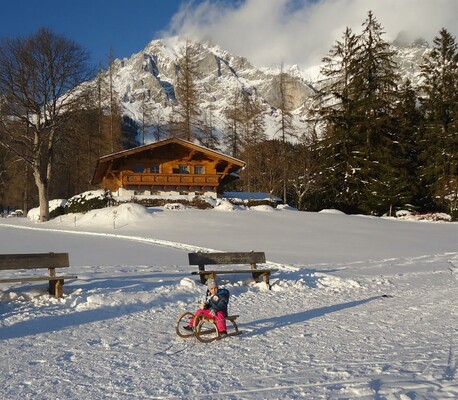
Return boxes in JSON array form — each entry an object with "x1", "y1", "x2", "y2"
[{"x1": 0, "y1": 221, "x2": 457, "y2": 399}]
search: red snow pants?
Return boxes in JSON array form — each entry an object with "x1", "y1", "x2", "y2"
[{"x1": 190, "y1": 309, "x2": 227, "y2": 332}]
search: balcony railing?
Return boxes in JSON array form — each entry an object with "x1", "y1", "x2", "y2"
[{"x1": 121, "y1": 172, "x2": 221, "y2": 187}]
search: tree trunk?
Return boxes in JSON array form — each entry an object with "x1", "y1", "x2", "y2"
[{"x1": 33, "y1": 168, "x2": 49, "y2": 222}]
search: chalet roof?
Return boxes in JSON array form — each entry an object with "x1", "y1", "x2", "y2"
[
  {"x1": 98, "y1": 137, "x2": 245, "y2": 165},
  {"x1": 91, "y1": 137, "x2": 246, "y2": 185}
]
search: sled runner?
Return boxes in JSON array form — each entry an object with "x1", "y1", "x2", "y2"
[{"x1": 176, "y1": 312, "x2": 240, "y2": 343}]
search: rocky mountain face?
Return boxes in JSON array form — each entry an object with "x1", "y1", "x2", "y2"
[{"x1": 103, "y1": 36, "x2": 430, "y2": 146}]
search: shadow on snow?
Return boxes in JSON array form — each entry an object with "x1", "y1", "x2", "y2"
[{"x1": 243, "y1": 296, "x2": 382, "y2": 336}]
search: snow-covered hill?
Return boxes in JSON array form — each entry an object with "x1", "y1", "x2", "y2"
[
  {"x1": 99, "y1": 36, "x2": 430, "y2": 146},
  {"x1": 0, "y1": 205, "x2": 457, "y2": 399}
]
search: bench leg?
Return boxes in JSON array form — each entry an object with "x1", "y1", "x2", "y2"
[
  {"x1": 250, "y1": 263, "x2": 259, "y2": 283},
  {"x1": 263, "y1": 273, "x2": 272, "y2": 290},
  {"x1": 49, "y1": 279, "x2": 64, "y2": 298},
  {"x1": 198, "y1": 264, "x2": 206, "y2": 284},
  {"x1": 253, "y1": 272, "x2": 272, "y2": 289}
]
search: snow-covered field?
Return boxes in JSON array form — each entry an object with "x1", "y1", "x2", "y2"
[{"x1": 0, "y1": 203, "x2": 457, "y2": 399}]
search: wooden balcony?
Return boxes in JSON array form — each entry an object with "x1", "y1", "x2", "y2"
[{"x1": 121, "y1": 172, "x2": 221, "y2": 187}]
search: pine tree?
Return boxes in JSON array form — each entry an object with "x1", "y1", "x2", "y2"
[
  {"x1": 352, "y1": 11, "x2": 400, "y2": 214},
  {"x1": 317, "y1": 12, "x2": 401, "y2": 214},
  {"x1": 386, "y1": 79, "x2": 423, "y2": 214},
  {"x1": 418, "y1": 28, "x2": 458, "y2": 215},
  {"x1": 317, "y1": 26, "x2": 364, "y2": 212}
]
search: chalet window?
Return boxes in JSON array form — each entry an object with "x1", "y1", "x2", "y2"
[
  {"x1": 151, "y1": 164, "x2": 160, "y2": 173},
  {"x1": 179, "y1": 165, "x2": 189, "y2": 174},
  {"x1": 194, "y1": 166, "x2": 205, "y2": 174},
  {"x1": 133, "y1": 164, "x2": 145, "y2": 173}
]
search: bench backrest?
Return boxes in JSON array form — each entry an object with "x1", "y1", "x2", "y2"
[
  {"x1": 0, "y1": 253, "x2": 69, "y2": 270},
  {"x1": 188, "y1": 252, "x2": 266, "y2": 265}
]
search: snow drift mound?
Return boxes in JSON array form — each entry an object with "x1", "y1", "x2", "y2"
[{"x1": 77, "y1": 203, "x2": 153, "y2": 227}]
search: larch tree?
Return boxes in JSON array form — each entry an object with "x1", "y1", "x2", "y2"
[
  {"x1": 140, "y1": 91, "x2": 152, "y2": 145},
  {"x1": 275, "y1": 65, "x2": 297, "y2": 203},
  {"x1": 107, "y1": 48, "x2": 120, "y2": 152},
  {"x1": 201, "y1": 104, "x2": 219, "y2": 150},
  {"x1": 223, "y1": 88, "x2": 244, "y2": 158},
  {"x1": 150, "y1": 107, "x2": 167, "y2": 142},
  {"x1": 0, "y1": 28, "x2": 92, "y2": 221},
  {"x1": 173, "y1": 40, "x2": 201, "y2": 141},
  {"x1": 289, "y1": 125, "x2": 323, "y2": 211},
  {"x1": 238, "y1": 91, "x2": 266, "y2": 192}
]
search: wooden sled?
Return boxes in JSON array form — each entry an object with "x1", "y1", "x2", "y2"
[{"x1": 176, "y1": 311, "x2": 240, "y2": 343}]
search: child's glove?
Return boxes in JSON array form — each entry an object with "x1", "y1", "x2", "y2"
[
  {"x1": 210, "y1": 309, "x2": 216, "y2": 316},
  {"x1": 212, "y1": 295, "x2": 219, "y2": 303}
]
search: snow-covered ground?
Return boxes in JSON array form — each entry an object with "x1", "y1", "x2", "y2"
[{"x1": 0, "y1": 203, "x2": 457, "y2": 399}]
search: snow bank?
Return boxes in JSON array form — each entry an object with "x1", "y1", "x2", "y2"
[
  {"x1": 76, "y1": 203, "x2": 153, "y2": 227},
  {"x1": 319, "y1": 209, "x2": 345, "y2": 214},
  {"x1": 27, "y1": 199, "x2": 67, "y2": 221},
  {"x1": 249, "y1": 205, "x2": 275, "y2": 212},
  {"x1": 214, "y1": 199, "x2": 244, "y2": 211},
  {"x1": 276, "y1": 204, "x2": 298, "y2": 211}
]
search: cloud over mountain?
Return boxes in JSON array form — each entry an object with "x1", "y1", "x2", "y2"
[{"x1": 161, "y1": 0, "x2": 457, "y2": 69}]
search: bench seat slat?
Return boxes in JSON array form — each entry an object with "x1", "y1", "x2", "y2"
[
  {"x1": 191, "y1": 269, "x2": 274, "y2": 275},
  {"x1": 0, "y1": 275, "x2": 78, "y2": 283}
]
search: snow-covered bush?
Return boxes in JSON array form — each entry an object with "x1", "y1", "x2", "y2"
[
  {"x1": 64, "y1": 190, "x2": 116, "y2": 214},
  {"x1": 130, "y1": 196, "x2": 214, "y2": 209}
]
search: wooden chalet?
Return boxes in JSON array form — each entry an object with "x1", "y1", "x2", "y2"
[{"x1": 91, "y1": 138, "x2": 246, "y2": 197}]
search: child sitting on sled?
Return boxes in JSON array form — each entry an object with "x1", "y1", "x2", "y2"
[{"x1": 184, "y1": 278, "x2": 230, "y2": 337}]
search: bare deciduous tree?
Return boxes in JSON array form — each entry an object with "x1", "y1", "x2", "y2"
[{"x1": 0, "y1": 28, "x2": 92, "y2": 221}]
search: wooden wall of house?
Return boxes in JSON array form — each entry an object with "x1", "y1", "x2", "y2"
[
  {"x1": 113, "y1": 155, "x2": 219, "y2": 175},
  {"x1": 96, "y1": 143, "x2": 241, "y2": 192},
  {"x1": 114, "y1": 144, "x2": 225, "y2": 175}
]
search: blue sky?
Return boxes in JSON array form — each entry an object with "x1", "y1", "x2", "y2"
[
  {"x1": 1, "y1": 0, "x2": 457, "y2": 69},
  {"x1": 0, "y1": 0, "x2": 192, "y2": 67}
]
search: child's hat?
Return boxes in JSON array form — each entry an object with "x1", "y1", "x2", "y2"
[{"x1": 207, "y1": 278, "x2": 218, "y2": 289}]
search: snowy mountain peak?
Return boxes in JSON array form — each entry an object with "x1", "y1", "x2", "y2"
[{"x1": 100, "y1": 36, "x2": 429, "y2": 146}]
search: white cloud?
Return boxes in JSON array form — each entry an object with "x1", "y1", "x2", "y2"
[{"x1": 162, "y1": 0, "x2": 458, "y2": 69}]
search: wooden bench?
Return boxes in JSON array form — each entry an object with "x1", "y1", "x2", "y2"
[
  {"x1": 189, "y1": 251, "x2": 275, "y2": 287},
  {"x1": 0, "y1": 252, "x2": 77, "y2": 298}
]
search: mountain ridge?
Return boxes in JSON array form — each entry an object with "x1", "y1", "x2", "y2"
[{"x1": 100, "y1": 36, "x2": 430, "y2": 147}]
